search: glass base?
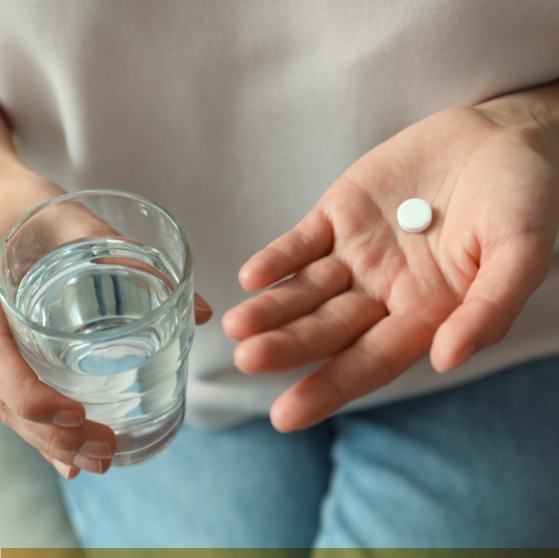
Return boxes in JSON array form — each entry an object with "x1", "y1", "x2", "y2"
[{"x1": 110, "y1": 399, "x2": 185, "y2": 466}]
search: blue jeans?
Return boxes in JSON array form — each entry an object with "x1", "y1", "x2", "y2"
[{"x1": 58, "y1": 356, "x2": 559, "y2": 547}]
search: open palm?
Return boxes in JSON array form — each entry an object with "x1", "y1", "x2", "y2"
[{"x1": 223, "y1": 105, "x2": 559, "y2": 432}]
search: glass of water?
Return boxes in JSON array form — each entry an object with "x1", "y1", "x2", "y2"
[{"x1": 0, "y1": 190, "x2": 194, "y2": 466}]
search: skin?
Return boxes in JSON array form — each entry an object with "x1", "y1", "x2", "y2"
[
  {"x1": 0, "y1": 111, "x2": 212, "y2": 478},
  {"x1": 1, "y1": 81, "x2": 558, "y2": 477},
  {"x1": 223, "y1": 80, "x2": 559, "y2": 433}
]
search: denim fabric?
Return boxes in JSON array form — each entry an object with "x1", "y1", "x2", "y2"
[{"x1": 58, "y1": 356, "x2": 559, "y2": 548}]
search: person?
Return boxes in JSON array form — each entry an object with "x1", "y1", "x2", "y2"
[{"x1": 0, "y1": 0, "x2": 558, "y2": 548}]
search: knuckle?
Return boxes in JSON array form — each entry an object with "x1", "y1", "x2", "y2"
[
  {"x1": 13, "y1": 394, "x2": 44, "y2": 422},
  {"x1": 44, "y1": 427, "x2": 82, "y2": 457},
  {"x1": 12, "y1": 374, "x2": 58, "y2": 423},
  {"x1": 44, "y1": 430, "x2": 59, "y2": 457}
]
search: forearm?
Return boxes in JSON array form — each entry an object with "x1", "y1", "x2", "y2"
[{"x1": 0, "y1": 106, "x2": 63, "y2": 237}]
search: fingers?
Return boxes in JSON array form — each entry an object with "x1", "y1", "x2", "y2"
[
  {"x1": 4, "y1": 402, "x2": 116, "y2": 477},
  {"x1": 0, "y1": 396, "x2": 116, "y2": 476},
  {"x1": 14, "y1": 414, "x2": 115, "y2": 476},
  {"x1": 431, "y1": 238, "x2": 552, "y2": 372},
  {"x1": 0, "y1": 312, "x2": 116, "y2": 477},
  {"x1": 0, "y1": 317, "x2": 85, "y2": 426},
  {"x1": 238, "y1": 211, "x2": 333, "y2": 292},
  {"x1": 270, "y1": 313, "x2": 436, "y2": 432},
  {"x1": 233, "y1": 290, "x2": 386, "y2": 372},
  {"x1": 223, "y1": 255, "x2": 352, "y2": 341},
  {"x1": 46, "y1": 456, "x2": 81, "y2": 480},
  {"x1": 43, "y1": 453, "x2": 81, "y2": 480},
  {"x1": 1, "y1": 394, "x2": 116, "y2": 477}
]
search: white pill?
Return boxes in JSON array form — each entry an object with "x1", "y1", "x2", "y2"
[{"x1": 397, "y1": 198, "x2": 433, "y2": 233}]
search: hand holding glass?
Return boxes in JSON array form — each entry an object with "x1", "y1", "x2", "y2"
[{"x1": 0, "y1": 190, "x2": 194, "y2": 466}]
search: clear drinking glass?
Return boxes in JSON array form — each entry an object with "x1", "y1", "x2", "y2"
[{"x1": 0, "y1": 190, "x2": 194, "y2": 466}]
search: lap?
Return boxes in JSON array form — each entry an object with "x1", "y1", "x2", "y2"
[
  {"x1": 59, "y1": 417, "x2": 333, "y2": 547},
  {"x1": 59, "y1": 355, "x2": 559, "y2": 548},
  {"x1": 317, "y1": 356, "x2": 559, "y2": 547}
]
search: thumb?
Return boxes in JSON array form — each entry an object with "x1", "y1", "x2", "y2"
[{"x1": 431, "y1": 237, "x2": 553, "y2": 372}]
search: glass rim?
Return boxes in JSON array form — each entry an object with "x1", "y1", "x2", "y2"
[{"x1": 0, "y1": 189, "x2": 193, "y2": 341}]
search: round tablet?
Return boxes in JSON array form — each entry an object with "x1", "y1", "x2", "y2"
[{"x1": 397, "y1": 198, "x2": 432, "y2": 233}]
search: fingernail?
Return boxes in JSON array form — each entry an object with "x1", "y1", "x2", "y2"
[
  {"x1": 194, "y1": 295, "x2": 213, "y2": 312},
  {"x1": 53, "y1": 459, "x2": 74, "y2": 479},
  {"x1": 73, "y1": 454, "x2": 103, "y2": 474},
  {"x1": 195, "y1": 301, "x2": 213, "y2": 314},
  {"x1": 79, "y1": 440, "x2": 113, "y2": 459},
  {"x1": 53, "y1": 410, "x2": 84, "y2": 427}
]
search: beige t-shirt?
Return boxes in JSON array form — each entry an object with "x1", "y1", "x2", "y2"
[{"x1": 0, "y1": 0, "x2": 558, "y2": 428}]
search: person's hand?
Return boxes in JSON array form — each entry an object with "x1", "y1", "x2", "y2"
[
  {"x1": 0, "y1": 161, "x2": 213, "y2": 478},
  {"x1": 0, "y1": 294, "x2": 211, "y2": 479},
  {"x1": 223, "y1": 84, "x2": 559, "y2": 433}
]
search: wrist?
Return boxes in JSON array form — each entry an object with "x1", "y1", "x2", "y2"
[
  {"x1": 0, "y1": 165, "x2": 64, "y2": 238},
  {"x1": 0, "y1": 106, "x2": 64, "y2": 236},
  {"x1": 474, "y1": 79, "x2": 559, "y2": 152}
]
